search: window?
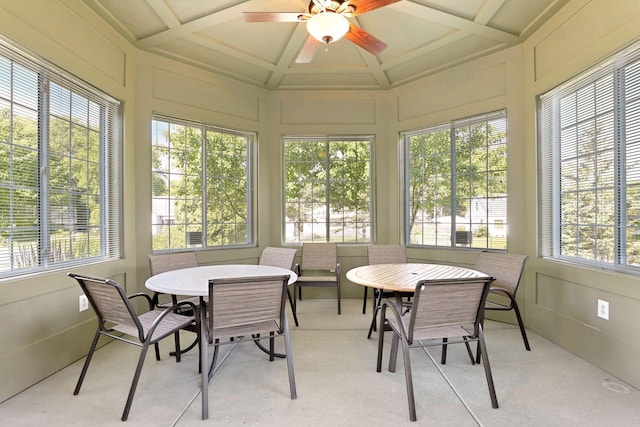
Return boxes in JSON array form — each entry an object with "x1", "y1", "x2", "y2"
[
  {"x1": 151, "y1": 117, "x2": 255, "y2": 250},
  {"x1": 403, "y1": 110, "x2": 507, "y2": 249},
  {"x1": 283, "y1": 136, "x2": 372, "y2": 243},
  {"x1": 538, "y1": 41, "x2": 640, "y2": 272},
  {"x1": 0, "y1": 42, "x2": 121, "y2": 277}
]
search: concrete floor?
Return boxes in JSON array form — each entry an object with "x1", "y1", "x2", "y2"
[{"x1": 1, "y1": 298, "x2": 639, "y2": 426}]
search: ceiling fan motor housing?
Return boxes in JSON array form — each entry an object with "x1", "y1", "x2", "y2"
[{"x1": 309, "y1": 0, "x2": 355, "y2": 16}]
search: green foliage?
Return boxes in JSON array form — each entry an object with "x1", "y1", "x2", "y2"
[
  {"x1": 283, "y1": 138, "x2": 371, "y2": 242},
  {"x1": 0, "y1": 108, "x2": 39, "y2": 230},
  {"x1": 407, "y1": 118, "x2": 507, "y2": 248},
  {"x1": 0, "y1": 90, "x2": 103, "y2": 268},
  {"x1": 151, "y1": 122, "x2": 251, "y2": 249},
  {"x1": 559, "y1": 117, "x2": 617, "y2": 262}
]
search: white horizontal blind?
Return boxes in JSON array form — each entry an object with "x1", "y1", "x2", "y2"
[
  {"x1": 538, "y1": 39, "x2": 640, "y2": 272},
  {"x1": 0, "y1": 57, "x2": 40, "y2": 272},
  {"x1": 623, "y1": 58, "x2": 640, "y2": 266},
  {"x1": 0, "y1": 42, "x2": 121, "y2": 277}
]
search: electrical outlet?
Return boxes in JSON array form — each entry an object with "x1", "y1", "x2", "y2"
[
  {"x1": 597, "y1": 299, "x2": 609, "y2": 320},
  {"x1": 79, "y1": 295, "x2": 89, "y2": 312}
]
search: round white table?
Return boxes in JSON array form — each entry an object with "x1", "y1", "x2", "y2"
[
  {"x1": 145, "y1": 264, "x2": 297, "y2": 296},
  {"x1": 145, "y1": 264, "x2": 298, "y2": 361}
]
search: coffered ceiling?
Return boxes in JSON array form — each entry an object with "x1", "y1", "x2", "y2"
[{"x1": 81, "y1": 0, "x2": 569, "y2": 90}]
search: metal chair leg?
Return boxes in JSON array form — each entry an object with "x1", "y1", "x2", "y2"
[
  {"x1": 512, "y1": 300, "x2": 531, "y2": 351},
  {"x1": 441, "y1": 338, "x2": 448, "y2": 364},
  {"x1": 478, "y1": 327, "x2": 499, "y2": 409},
  {"x1": 287, "y1": 288, "x2": 299, "y2": 326},
  {"x1": 122, "y1": 342, "x2": 151, "y2": 421},
  {"x1": 400, "y1": 336, "x2": 417, "y2": 422},
  {"x1": 367, "y1": 290, "x2": 384, "y2": 339},
  {"x1": 74, "y1": 331, "x2": 100, "y2": 395},
  {"x1": 362, "y1": 287, "x2": 368, "y2": 314},
  {"x1": 283, "y1": 316, "x2": 297, "y2": 399}
]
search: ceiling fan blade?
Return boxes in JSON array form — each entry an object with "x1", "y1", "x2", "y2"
[
  {"x1": 345, "y1": 23, "x2": 388, "y2": 56},
  {"x1": 242, "y1": 12, "x2": 302, "y2": 22},
  {"x1": 295, "y1": 36, "x2": 322, "y2": 63},
  {"x1": 350, "y1": 0, "x2": 401, "y2": 16}
]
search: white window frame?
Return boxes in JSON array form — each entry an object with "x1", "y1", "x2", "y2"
[
  {"x1": 282, "y1": 135, "x2": 374, "y2": 244},
  {"x1": 0, "y1": 40, "x2": 122, "y2": 278},
  {"x1": 403, "y1": 110, "x2": 508, "y2": 250},
  {"x1": 538, "y1": 40, "x2": 640, "y2": 273},
  {"x1": 151, "y1": 116, "x2": 256, "y2": 251}
]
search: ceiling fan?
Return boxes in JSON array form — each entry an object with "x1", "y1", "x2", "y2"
[{"x1": 243, "y1": 0, "x2": 400, "y2": 63}]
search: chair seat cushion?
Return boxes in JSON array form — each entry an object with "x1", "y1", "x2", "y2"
[
  {"x1": 387, "y1": 314, "x2": 474, "y2": 342},
  {"x1": 296, "y1": 275, "x2": 337, "y2": 283},
  {"x1": 112, "y1": 310, "x2": 195, "y2": 342}
]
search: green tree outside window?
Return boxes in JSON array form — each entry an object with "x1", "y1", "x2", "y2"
[
  {"x1": 404, "y1": 110, "x2": 507, "y2": 250},
  {"x1": 151, "y1": 118, "x2": 254, "y2": 251},
  {"x1": 283, "y1": 136, "x2": 372, "y2": 243}
]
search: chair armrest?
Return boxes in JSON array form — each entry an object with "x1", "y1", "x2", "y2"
[
  {"x1": 489, "y1": 287, "x2": 515, "y2": 299},
  {"x1": 487, "y1": 287, "x2": 516, "y2": 309},
  {"x1": 128, "y1": 292, "x2": 155, "y2": 311},
  {"x1": 147, "y1": 300, "x2": 200, "y2": 338},
  {"x1": 295, "y1": 263, "x2": 301, "y2": 275},
  {"x1": 161, "y1": 300, "x2": 199, "y2": 317},
  {"x1": 380, "y1": 301, "x2": 408, "y2": 341},
  {"x1": 151, "y1": 292, "x2": 176, "y2": 309}
]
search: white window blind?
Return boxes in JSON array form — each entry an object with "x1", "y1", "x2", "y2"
[
  {"x1": 538, "y1": 40, "x2": 640, "y2": 272},
  {"x1": 0, "y1": 41, "x2": 121, "y2": 277}
]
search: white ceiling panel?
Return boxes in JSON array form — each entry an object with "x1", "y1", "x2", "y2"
[{"x1": 81, "y1": 0, "x2": 570, "y2": 90}]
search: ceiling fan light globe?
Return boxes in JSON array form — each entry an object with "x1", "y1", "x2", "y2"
[{"x1": 306, "y1": 12, "x2": 349, "y2": 44}]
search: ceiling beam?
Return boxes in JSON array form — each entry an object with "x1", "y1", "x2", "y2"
[
  {"x1": 266, "y1": 25, "x2": 311, "y2": 89},
  {"x1": 79, "y1": 0, "x2": 139, "y2": 45},
  {"x1": 187, "y1": 33, "x2": 277, "y2": 71},
  {"x1": 474, "y1": 0, "x2": 507, "y2": 26},
  {"x1": 143, "y1": 46, "x2": 268, "y2": 88},
  {"x1": 147, "y1": 0, "x2": 181, "y2": 28},
  {"x1": 378, "y1": 29, "x2": 467, "y2": 71},
  {"x1": 400, "y1": 0, "x2": 519, "y2": 44},
  {"x1": 351, "y1": 16, "x2": 390, "y2": 88},
  {"x1": 520, "y1": 0, "x2": 571, "y2": 39},
  {"x1": 138, "y1": 1, "x2": 251, "y2": 48}
]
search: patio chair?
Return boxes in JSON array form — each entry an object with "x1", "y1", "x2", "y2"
[
  {"x1": 148, "y1": 251, "x2": 199, "y2": 309},
  {"x1": 294, "y1": 242, "x2": 341, "y2": 315},
  {"x1": 200, "y1": 275, "x2": 296, "y2": 420},
  {"x1": 148, "y1": 251, "x2": 200, "y2": 360},
  {"x1": 259, "y1": 247, "x2": 299, "y2": 326},
  {"x1": 365, "y1": 245, "x2": 412, "y2": 338},
  {"x1": 148, "y1": 251, "x2": 199, "y2": 276},
  {"x1": 68, "y1": 272, "x2": 199, "y2": 422},
  {"x1": 474, "y1": 251, "x2": 530, "y2": 362},
  {"x1": 376, "y1": 277, "x2": 498, "y2": 422}
]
